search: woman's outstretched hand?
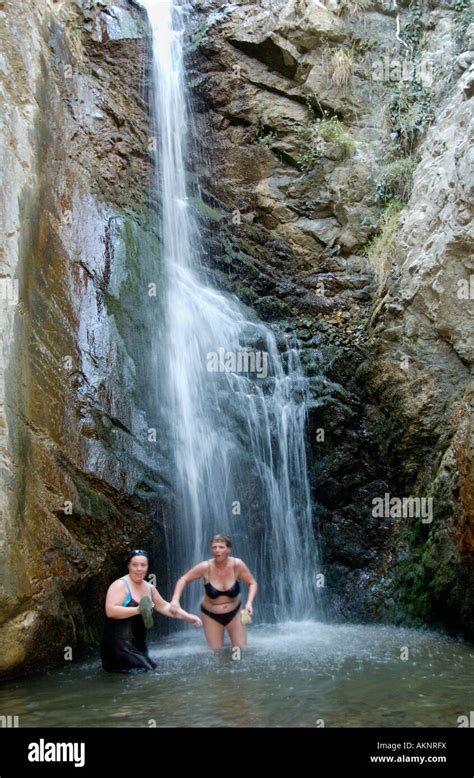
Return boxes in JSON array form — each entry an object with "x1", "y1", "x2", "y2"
[{"x1": 187, "y1": 614, "x2": 203, "y2": 628}]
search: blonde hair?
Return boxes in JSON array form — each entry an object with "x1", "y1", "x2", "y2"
[{"x1": 211, "y1": 534, "x2": 232, "y2": 548}]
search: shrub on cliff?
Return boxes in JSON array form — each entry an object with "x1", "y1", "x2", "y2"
[
  {"x1": 376, "y1": 157, "x2": 417, "y2": 202},
  {"x1": 297, "y1": 116, "x2": 356, "y2": 169},
  {"x1": 358, "y1": 200, "x2": 404, "y2": 289}
]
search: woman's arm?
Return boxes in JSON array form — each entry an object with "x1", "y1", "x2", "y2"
[
  {"x1": 105, "y1": 581, "x2": 140, "y2": 619},
  {"x1": 169, "y1": 562, "x2": 207, "y2": 613},
  {"x1": 236, "y1": 559, "x2": 258, "y2": 615},
  {"x1": 150, "y1": 586, "x2": 202, "y2": 626}
]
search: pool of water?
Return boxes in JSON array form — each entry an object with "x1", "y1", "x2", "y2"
[{"x1": 1, "y1": 622, "x2": 472, "y2": 727}]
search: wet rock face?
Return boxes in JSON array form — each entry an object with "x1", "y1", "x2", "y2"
[
  {"x1": 187, "y1": 0, "x2": 473, "y2": 633},
  {"x1": 0, "y1": 0, "x2": 169, "y2": 677},
  {"x1": 361, "y1": 62, "x2": 474, "y2": 634}
]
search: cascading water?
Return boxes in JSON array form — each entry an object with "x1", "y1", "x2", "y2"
[{"x1": 141, "y1": 0, "x2": 321, "y2": 621}]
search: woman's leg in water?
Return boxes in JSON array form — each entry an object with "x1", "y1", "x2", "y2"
[
  {"x1": 202, "y1": 612, "x2": 225, "y2": 649},
  {"x1": 226, "y1": 611, "x2": 247, "y2": 649}
]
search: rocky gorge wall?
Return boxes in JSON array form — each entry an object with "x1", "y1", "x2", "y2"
[
  {"x1": 186, "y1": 0, "x2": 473, "y2": 633},
  {"x1": 0, "y1": 0, "x2": 472, "y2": 679},
  {"x1": 0, "y1": 0, "x2": 171, "y2": 677}
]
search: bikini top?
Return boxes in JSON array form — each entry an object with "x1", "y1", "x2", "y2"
[
  {"x1": 204, "y1": 559, "x2": 241, "y2": 599},
  {"x1": 121, "y1": 577, "x2": 150, "y2": 607}
]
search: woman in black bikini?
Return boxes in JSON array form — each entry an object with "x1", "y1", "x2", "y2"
[
  {"x1": 100, "y1": 549, "x2": 202, "y2": 673},
  {"x1": 170, "y1": 535, "x2": 258, "y2": 650}
]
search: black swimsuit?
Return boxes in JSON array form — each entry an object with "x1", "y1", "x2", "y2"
[
  {"x1": 201, "y1": 560, "x2": 241, "y2": 626},
  {"x1": 100, "y1": 578, "x2": 157, "y2": 673}
]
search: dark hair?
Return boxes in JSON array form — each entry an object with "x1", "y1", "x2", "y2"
[
  {"x1": 211, "y1": 534, "x2": 232, "y2": 548},
  {"x1": 127, "y1": 549, "x2": 149, "y2": 563}
]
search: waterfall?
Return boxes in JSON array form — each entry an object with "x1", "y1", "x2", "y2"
[{"x1": 139, "y1": 0, "x2": 321, "y2": 621}]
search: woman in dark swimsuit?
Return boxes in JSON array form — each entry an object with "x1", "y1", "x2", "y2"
[
  {"x1": 100, "y1": 549, "x2": 202, "y2": 673},
  {"x1": 170, "y1": 535, "x2": 258, "y2": 650}
]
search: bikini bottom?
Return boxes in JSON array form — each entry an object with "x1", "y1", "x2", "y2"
[{"x1": 200, "y1": 602, "x2": 241, "y2": 626}]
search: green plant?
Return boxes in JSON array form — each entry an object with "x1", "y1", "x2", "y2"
[
  {"x1": 187, "y1": 19, "x2": 210, "y2": 53},
  {"x1": 453, "y1": 0, "x2": 474, "y2": 47},
  {"x1": 352, "y1": 36, "x2": 378, "y2": 53},
  {"x1": 388, "y1": 81, "x2": 433, "y2": 153},
  {"x1": 331, "y1": 48, "x2": 354, "y2": 87},
  {"x1": 381, "y1": 0, "x2": 434, "y2": 153},
  {"x1": 191, "y1": 197, "x2": 223, "y2": 222},
  {"x1": 255, "y1": 111, "x2": 277, "y2": 149},
  {"x1": 376, "y1": 157, "x2": 417, "y2": 202},
  {"x1": 257, "y1": 130, "x2": 277, "y2": 149},
  {"x1": 399, "y1": 0, "x2": 425, "y2": 50},
  {"x1": 359, "y1": 200, "x2": 404, "y2": 289},
  {"x1": 297, "y1": 116, "x2": 356, "y2": 169}
]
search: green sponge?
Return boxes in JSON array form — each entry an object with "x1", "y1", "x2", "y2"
[{"x1": 140, "y1": 596, "x2": 154, "y2": 628}]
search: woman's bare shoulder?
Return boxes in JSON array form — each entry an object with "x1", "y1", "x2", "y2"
[
  {"x1": 108, "y1": 577, "x2": 128, "y2": 593},
  {"x1": 184, "y1": 560, "x2": 208, "y2": 580}
]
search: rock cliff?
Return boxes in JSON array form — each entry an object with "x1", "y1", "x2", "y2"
[{"x1": 0, "y1": 0, "x2": 169, "y2": 676}]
